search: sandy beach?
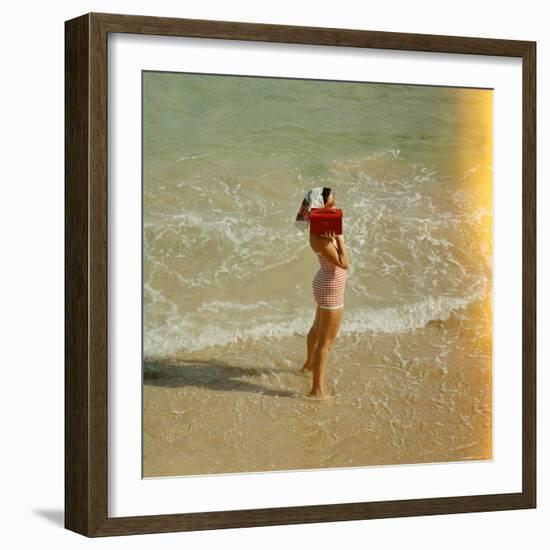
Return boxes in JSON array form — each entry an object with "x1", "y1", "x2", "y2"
[{"x1": 143, "y1": 292, "x2": 492, "y2": 478}]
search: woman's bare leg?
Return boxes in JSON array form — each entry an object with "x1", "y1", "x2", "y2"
[
  {"x1": 309, "y1": 307, "x2": 344, "y2": 398},
  {"x1": 301, "y1": 306, "x2": 320, "y2": 372}
]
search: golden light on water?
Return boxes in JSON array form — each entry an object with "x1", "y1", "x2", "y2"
[
  {"x1": 451, "y1": 89, "x2": 493, "y2": 222},
  {"x1": 450, "y1": 88, "x2": 494, "y2": 459},
  {"x1": 449, "y1": 87, "x2": 493, "y2": 293}
]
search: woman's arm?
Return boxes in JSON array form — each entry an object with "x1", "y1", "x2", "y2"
[{"x1": 334, "y1": 234, "x2": 350, "y2": 269}]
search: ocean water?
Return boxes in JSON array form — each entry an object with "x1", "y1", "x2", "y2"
[{"x1": 142, "y1": 72, "x2": 492, "y2": 361}]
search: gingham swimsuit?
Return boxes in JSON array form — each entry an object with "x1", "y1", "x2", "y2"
[{"x1": 312, "y1": 252, "x2": 347, "y2": 309}]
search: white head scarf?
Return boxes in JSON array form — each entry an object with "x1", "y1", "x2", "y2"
[{"x1": 294, "y1": 187, "x2": 326, "y2": 233}]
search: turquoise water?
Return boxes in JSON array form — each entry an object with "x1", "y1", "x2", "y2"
[
  {"x1": 142, "y1": 71, "x2": 492, "y2": 361},
  {"x1": 144, "y1": 72, "x2": 488, "y2": 179}
]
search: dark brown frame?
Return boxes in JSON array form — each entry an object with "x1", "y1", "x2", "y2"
[{"x1": 65, "y1": 11, "x2": 537, "y2": 537}]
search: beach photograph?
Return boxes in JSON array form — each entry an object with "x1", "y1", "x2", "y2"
[{"x1": 142, "y1": 71, "x2": 493, "y2": 478}]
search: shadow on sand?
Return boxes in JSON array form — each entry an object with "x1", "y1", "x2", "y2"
[{"x1": 143, "y1": 359, "x2": 302, "y2": 398}]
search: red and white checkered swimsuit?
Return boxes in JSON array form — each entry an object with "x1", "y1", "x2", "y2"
[{"x1": 312, "y1": 252, "x2": 347, "y2": 309}]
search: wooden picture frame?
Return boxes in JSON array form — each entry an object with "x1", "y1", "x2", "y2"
[{"x1": 65, "y1": 11, "x2": 536, "y2": 537}]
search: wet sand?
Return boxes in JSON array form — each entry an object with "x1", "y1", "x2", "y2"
[{"x1": 143, "y1": 293, "x2": 492, "y2": 478}]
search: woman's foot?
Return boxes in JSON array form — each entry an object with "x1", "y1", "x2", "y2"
[
  {"x1": 305, "y1": 393, "x2": 335, "y2": 401},
  {"x1": 305, "y1": 389, "x2": 335, "y2": 400},
  {"x1": 300, "y1": 361, "x2": 313, "y2": 373}
]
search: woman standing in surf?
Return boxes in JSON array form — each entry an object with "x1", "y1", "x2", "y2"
[{"x1": 295, "y1": 187, "x2": 350, "y2": 399}]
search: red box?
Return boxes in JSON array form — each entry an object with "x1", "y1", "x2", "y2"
[{"x1": 309, "y1": 208, "x2": 343, "y2": 235}]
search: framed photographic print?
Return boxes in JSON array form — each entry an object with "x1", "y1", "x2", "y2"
[{"x1": 65, "y1": 12, "x2": 536, "y2": 537}]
